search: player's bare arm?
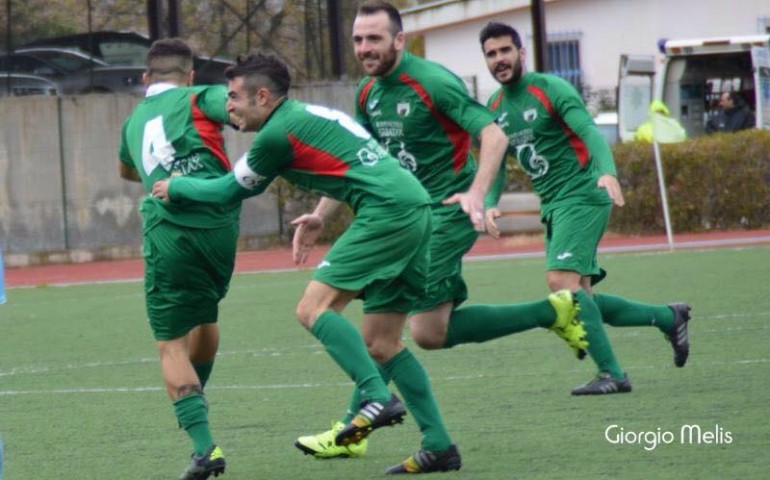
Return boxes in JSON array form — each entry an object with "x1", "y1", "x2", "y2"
[
  {"x1": 291, "y1": 197, "x2": 343, "y2": 265},
  {"x1": 443, "y1": 123, "x2": 508, "y2": 232},
  {"x1": 151, "y1": 179, "x2": 171, "y2": 201},
  {"x1": 485, "y1": 207, "x2": 502, "y2": 239},
  {"x1": 119, "y1": 162, "x2": 142, "y2": 182},
  {"x1": 597, "y1": 174, "x2": 625, "y2": 207}
]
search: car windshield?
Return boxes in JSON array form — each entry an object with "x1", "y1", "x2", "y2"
[
  {"x1": 99, "y1": 41, "x2": 149, "y2": 66},
  {"x1": 25, "y1": 51, "x2": 106, "y2": 73}
]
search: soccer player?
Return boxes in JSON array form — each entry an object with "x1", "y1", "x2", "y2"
[
  {"x1": 294, "y1": 1, "x2": 587, "y2": 471},
  {"x1": 151, "y1": 52, "x2": 459, "y2": 474},
  {"x1": 479, "y1": 21, "x2": 692, "y2": 395},
  {"x1": 118, "y1": 38, "x2": 235, "y2": 479}
]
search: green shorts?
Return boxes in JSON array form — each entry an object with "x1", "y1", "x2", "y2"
[
  {"x1": 312, "y1": 205, "x2": 431, "y2": 313},
  {"x1": 544, "y1": 203, "x2": 611, "y2": 283},
  {"x1": 143, "y1": 220, "x2": 238, "y2": 341},
  {"x1": 411, "y1": 203, "x2": 479, "y2": 313}
]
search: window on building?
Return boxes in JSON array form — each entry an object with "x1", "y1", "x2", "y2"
[
  {"x1": 545, "y1": 31, "x2": 583, "y2": 92},
  {"x1": 758, "y1": 16, "x2": 770, "y2": 34}
]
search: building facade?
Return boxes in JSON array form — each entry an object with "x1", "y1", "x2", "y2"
[{"x1": 402, "y1": 0, "x2": 770, "y2": 108}]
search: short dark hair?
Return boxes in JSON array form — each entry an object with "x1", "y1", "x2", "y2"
[
  {"x1": 146, "y1": 38, "x2": 193, "y2": 77},
  {"x1": 358, "y1": 0, "x2": 403, "y2": 35},
  {"x1": 479, "y1": 22, "x2": 522, "y2": 49},
  {"x1": 225, "y1": 53, "x2": 291, "y2": 97}
]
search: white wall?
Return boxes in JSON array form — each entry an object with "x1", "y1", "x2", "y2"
[{"x1": 405, "y1": 0, "x2": 770, "y2": 104}]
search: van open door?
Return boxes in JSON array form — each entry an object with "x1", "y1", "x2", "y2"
[
  {"x1": 617, "y1": 54, "x2": 655, "y2": 142},
  {"x1": 752, "y1": 46, "x2": 770, "y2": 130},
  {"x1": 660, "y1": 35, "x2": 770, "y2": 137}
]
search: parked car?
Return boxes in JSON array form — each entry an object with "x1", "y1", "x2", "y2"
[
  {"x1": 593, "y1": 111, "x2": 619, "y2": 145},
  {"x1": 0, "y1": 73, "x2": 60, "y2": 97},
  {"x1": 1, "y1": 47, "x2": 145, "y2": 95},
  {"x1": 20, "y1": 31, "x2": 234, "y2": 84}
]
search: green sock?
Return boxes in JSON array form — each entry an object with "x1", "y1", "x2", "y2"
[
  {"x1": 310, "y1": 310, "x2": 391, "y2": 403},
  {"x1": 594, "y1": 293, "x2": 674, "y2": 333},
  {"x1": 343, "y1": 363, "x2": 391, "y2": 424},
  {"x1": 174, "y1": 393, "x2": 213, "y2": 455},
  {"x1": 193, "y1": 361, "x2": 214, "y2": 389},
  {"x1": 574, "y1": 289, "x2": 625, "y2": 380},
  {"x1": 443, "y1": 299, "x2": 555, "y2": 348},
  {"x1": 383, "y1": 349, "x2": 452, "y2": 451}
]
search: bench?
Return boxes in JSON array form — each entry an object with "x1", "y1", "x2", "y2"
[{"x1": 494, "y1": 192, "x2": 542, "y2": 235}]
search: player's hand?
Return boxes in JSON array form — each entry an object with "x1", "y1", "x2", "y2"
[
  {"x1": 291, "y1": 214, "x2": 324, "y2": 265},
  {"x1": 485, "y1": 207, "x2": 502, "y2": 239},
  {"x1": 443, "y1": 190, "x2": 486, "y2": 232},
  {"x1": 151, "y1": 179, "x2": 171, "y2": 202},
  {"x1": 598, "y1": 174, "x2": 625, "y2": 207}
]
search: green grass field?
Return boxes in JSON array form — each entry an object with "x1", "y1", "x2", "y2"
[{"x1": 2, "y1": 246, "x2": 769, "y2": 479}]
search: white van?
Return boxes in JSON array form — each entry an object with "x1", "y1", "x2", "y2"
[{"x1": 618, "y1": 34, "x2": 770, "y2": 141}]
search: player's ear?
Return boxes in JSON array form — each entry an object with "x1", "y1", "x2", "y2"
[{"x1": 393, "y1": 30, "x2": 406, "y2": 51}]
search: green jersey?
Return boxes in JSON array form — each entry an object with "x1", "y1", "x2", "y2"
[
  {"x1": 168, "y1": 99, "x2": 430, "y2": 212},
  {"x1": 355, "y1": 51, "x2": 497, "y2": 204},
  {"x1": 119, "y1": 83, "x2": 240, "y2": 229},
  {"x1": 486, "y1": 72, "x2": 617, "y2": 216}
]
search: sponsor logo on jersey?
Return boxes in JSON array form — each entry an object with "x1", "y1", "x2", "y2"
[
  {"x1": 368, "y1": 97, "x2": 380, "y2": 110},
  {"x1": 396, "y1": 101, "x2": 411, "y2": 117},
  {"x1": 557, "y1": 252, "x2": 573, "y2": 260},
  {"x1": 523, "y1": 108, "x2": 538, "y2": 122},
  {"x1": 496, "y1": 112, "x2": 510, "y2": 129},
  {"x1": 317, "y1": 260, "x2": 331, "y2": 269}
]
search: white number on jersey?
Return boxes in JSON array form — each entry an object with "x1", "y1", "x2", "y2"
[
  {"x1": 305, "y1": 104, "x2": 371, "y2": 139},
  {"x1": 141, "y1": 116, "x2": 177, "y2": 175}
]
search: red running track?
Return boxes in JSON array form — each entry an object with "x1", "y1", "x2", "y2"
[{"x1": 6, "y1": 229, "x2": 770, "y2": 288}]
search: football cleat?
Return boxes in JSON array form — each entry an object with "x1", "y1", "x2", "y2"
[
  {"x1": 178, "y1": 445, "x2": 225, "y2": 480},
  {"x1": 335, "y1": 394, "x2": 406, "y2": 447},
  {"x1": 667, "y1": 303, "x2": 691, "y2": 367},
  {"x1": 571, "y1": 372, "x2": 632, "y2": 396},
  {"x1": 548, "y1": 290, "x2": 589, "y2": 359},
  {"x1": 385, "y1": 444, "x2": 462, "y2": 475},
  {"x1": 295, "y1": 421, "x2": 368, "y2": 458}
]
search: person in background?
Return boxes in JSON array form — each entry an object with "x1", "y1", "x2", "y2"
[
  {"x1": 634, "y1": 100, "x2": 687, "y2": 143},
  {"x1": 706, "y1": 91, "x2": 755, "y2": 133}
]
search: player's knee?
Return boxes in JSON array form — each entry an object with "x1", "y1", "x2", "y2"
[
  {"x1": 364, "y1": 336, "x2": 402, "y2": 364},
  {"x1": 409, "y1": 324, "x2": 444, "y2": 350},
  {"x1": 547, "y1": 272, "x2": 578, "y2": 292},
  {"x1": 294, "y1": 300, "x2": 318, "y2": 330}
]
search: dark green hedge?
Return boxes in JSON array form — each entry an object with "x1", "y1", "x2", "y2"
[
  {"x1": 611, "y1": 130, "x2": 770, "y2": 233},
  {"x1": 499, "y1": 130, "x2": 770, "y2": 234},
  {"x1": 268, "y1": 130, "x2": 770, "y2": 243}
]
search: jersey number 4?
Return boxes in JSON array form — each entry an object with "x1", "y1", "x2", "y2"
[{"x1": 142, "y1": 116, "x2": 177, "y2": 176}]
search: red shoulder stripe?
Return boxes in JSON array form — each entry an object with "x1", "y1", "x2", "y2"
[
  {"x1": 358, "y1": 78, "x2": 376, "y2": 113},
  {"x1": 399, "y1": 73, "x2": 470, "y2": 173},
  {"x1": 526, "y1": 85, "x2": 589, "y2": 167},
  {"x1": 191, "y1": 94, "x2": 231, "y2": 170},
  {"x1": 288, "y1": 134, "x2": 349, "y2": 177}
]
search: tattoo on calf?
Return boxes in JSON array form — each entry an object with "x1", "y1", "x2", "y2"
[{"x1": 177, "y1": 383, "x2": 203, "y2": 398}]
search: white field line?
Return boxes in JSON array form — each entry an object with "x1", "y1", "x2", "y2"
[
  {"x1": 2, "y1": 357, "x2": 769, "y2": 396},
  {"x1": 1, "y1": 311, "x2": 767, "y2": 380}
]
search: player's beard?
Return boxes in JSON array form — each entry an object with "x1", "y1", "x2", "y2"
[
  {"x1": 496, "y1": 57, "x2": 523, "y2": 85},
  {"x1": 360, "y1": 43, "x2": 398, "y2": 77}
]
